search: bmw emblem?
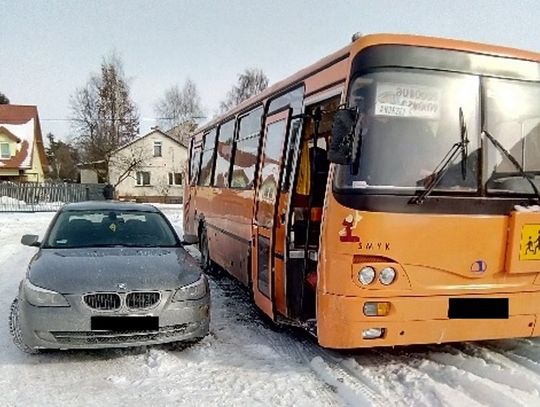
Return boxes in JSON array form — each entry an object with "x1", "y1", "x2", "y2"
[{"x1": 117, "y1": 282, "x2": 127, "y2": 290}]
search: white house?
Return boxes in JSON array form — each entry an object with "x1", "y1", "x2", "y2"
[{"x1": 108, "y1": 128, "x2": 188, "y2": 203}]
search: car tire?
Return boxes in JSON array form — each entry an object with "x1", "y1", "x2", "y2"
[{"x1": 9, "y1": 298, "x2": 39, "y2": 354}]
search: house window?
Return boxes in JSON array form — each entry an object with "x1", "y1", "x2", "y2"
[
  {"x1": 153, "y1": 141, "x2": 162, "y2": 157},
  {"x1": 0, "y1": 142, "x2": 10, "y2": 159},
  {"x1": 168, "y1": 172, "x2": 183, "y2": 185},
  {"x1": 136, "y1": 171, "x2": 151, "y2": 186}
]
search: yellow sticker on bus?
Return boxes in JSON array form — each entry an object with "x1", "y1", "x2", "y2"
[{"x1": 519, "y1": 224, "x2": 540, "y2": 260}]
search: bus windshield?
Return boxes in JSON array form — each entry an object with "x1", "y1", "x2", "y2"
[
  {"x1": 334, "y1": 69, "x2": 480, "y2": 193},
  {"x1": 485, "y1": 78, "x2": 540, "y2": 195}
]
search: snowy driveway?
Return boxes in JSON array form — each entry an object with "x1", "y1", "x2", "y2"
[{"x1": 1, "y1": 206, "x2": 540, "y2": 406}]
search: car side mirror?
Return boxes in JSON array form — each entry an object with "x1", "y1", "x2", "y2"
[
  {"x1": 21, "y1": 234, "x2": 40, "y2": 247},
  {"x1": 181, "y1": 234, "x2": 199, "y2": 245},
  {"x1": 328, "y1": 107, "x2": 357, "y2": 165}
]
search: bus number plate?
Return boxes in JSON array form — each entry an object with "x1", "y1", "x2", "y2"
[{"x1": 448, "y1": 298, "x2": 508, "y2": 319}]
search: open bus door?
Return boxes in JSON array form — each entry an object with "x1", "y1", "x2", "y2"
[
  {"x1": 252, "y1": 109, "x2": 291, "y2": 318},
  {"x1": 184, "y1": 139, "x2": 201, "y2": 237}
]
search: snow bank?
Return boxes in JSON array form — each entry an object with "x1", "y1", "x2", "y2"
[{"x1": 0, "y1": 195, "x2": 26, "y2": 206}]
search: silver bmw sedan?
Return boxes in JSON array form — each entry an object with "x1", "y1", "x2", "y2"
[{"x1": 9, "y1": 201, "x2": 209, "y2": 353}]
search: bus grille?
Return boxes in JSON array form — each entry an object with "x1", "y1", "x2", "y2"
[
  {"x1": 126, "y1": 292, "x2": 160, "y2": 309},
  {"x1": 84, "y1": 293, "x2": 121, "y2": 310}
]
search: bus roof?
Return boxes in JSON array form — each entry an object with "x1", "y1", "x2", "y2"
[{"x1": 192, "y1": 33, "x2": 540, "y2": 138}]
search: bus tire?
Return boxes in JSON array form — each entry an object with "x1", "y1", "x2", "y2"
[
  {"x1": 199, "y1": 224, "x2": 219, "y2": 276},
  {"x1": 199, "y1": 225, "x2": 212, "y2": 271}
]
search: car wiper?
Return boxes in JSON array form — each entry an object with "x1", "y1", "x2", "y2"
[
  {"x1": 483, "y1": 129, "x2": 540, "y2": 202},
  {"x1": 80, "y1": 243, "x2": 134, "y2": 248},
  {"x1": 411, "y1": 107, "x2": 470, "y2": 205},
  {"x1": 121, "y1": 243, "x2": 159, "y2": 248}
]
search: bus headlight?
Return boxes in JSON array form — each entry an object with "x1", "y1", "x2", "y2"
[
  {"x1": 358, "y1": 266, "x2": 376, "y2": 285},
  {"x1": 379, "y1": 267, "x2": 396, "y2": 285}
]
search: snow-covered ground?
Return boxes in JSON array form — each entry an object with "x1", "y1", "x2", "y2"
[{"x1": 2, "y1": 206, "x2": 540, "y2": 406}]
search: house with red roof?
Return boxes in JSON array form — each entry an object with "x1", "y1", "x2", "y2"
[{"x1": 0, "y1": 105, "x2": 48, "y2": 182}]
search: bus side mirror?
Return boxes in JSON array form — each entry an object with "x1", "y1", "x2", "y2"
[{"x1": 328, "y1": 108, "x2": 357, "y2": 164}]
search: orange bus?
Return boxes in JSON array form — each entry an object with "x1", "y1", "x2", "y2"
[{"x1": 184, "y1": 33, "x2": 540, "y2": 349}]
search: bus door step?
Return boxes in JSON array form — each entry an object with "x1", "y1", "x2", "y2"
[{"x1": 288, "y1": 250, "x2": 318, "y2": 261}]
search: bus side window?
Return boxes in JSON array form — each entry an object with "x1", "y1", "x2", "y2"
[
  {"x1": 190, "y1": 146, "x2": 202, "y2": 186},
  {"x1": 214, "y1": 119, "x2": 236, "y2": 188},
  {"x1": 231, "y1": 107, "x2": 263, "y2": 189},
  {"x1": 281, "y1": 118, "x2": 303, "y2": 192},
  {"x1": 198, "y1": 128, "x2": 218, "y2": 187}
]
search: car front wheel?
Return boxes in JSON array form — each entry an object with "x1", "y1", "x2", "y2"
[{"x1": 9, "y1": 298, "x2": 39, "y2": 354}]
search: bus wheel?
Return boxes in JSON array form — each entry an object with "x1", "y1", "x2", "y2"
[{"x1": 199, "y1": 226, "x2": 212, "y2": 271}]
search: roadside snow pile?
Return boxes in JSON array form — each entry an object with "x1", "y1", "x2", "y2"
[
  {"x1": 0, "y1": 196, "x2": 26, "y2": 206},
  {"x1": 0, "y1": 196, "x2": 65, "y2": 211},
  {"x1": 515, "y1": 205, "x2": 540, "y2": 212}
]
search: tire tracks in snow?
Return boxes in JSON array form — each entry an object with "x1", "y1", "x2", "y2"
[
  {"x1": 208, "y1": 274, "x2": 346, "y2": 406},
  {"x1": 163, "y1": 213, "x2": 540, "y2": 406},
  {"x1": 192, "y1": 249, "x2": 540, "y2": 406},
  {"x1": 374, "y1": 345, "x2": 540, "y2": 407}
]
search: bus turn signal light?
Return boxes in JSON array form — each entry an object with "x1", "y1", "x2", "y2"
[{"x1": 363, "y1": 302, "x2": 390, "y2": 316}]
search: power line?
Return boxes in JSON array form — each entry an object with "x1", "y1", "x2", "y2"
[{"x1": 40, "y1": 116, "x2": 206, "y2": 122}]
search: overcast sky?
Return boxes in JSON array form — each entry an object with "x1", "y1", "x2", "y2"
[{"x1": 1, "y1": 0, "x2": 539, "y2": 140}]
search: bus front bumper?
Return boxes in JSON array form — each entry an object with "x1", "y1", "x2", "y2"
[{"x1": 317, "y1": 291, "x2": 540, "y2": 349}]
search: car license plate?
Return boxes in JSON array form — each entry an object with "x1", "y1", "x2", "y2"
[
  {"x1": 448, "y1": 298, "x2": 509, "y2": 319},
  {"x1": 91, "y1": 316, "x2": 159, "y2": 331}
]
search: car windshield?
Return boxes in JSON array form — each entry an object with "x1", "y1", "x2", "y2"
[
  {"x1": 44, "y1": 210, "x2": 179, "y2": 248},
  {"x1": 485, "y1": 78, "x2": 540, "y2": 195},
  {"x1": 334, "y1": 69, "x2": 480, "y2": 193}
]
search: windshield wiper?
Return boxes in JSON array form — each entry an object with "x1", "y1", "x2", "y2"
[
  {"x1": 411, "y1": 107, "x2": 470, "y2": 205},
  {"x1": 483, "y1": 129, "x2": 540, "y2": 202}
]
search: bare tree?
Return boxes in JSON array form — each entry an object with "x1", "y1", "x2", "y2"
[
  {"x1": 108, "y1": 144, "x2": 150, "y2": 188},
  {"x1": 70, "y1": 53, "x2": 139, "y2": 181},
  {"x1": 0, "y1": 92, "x2": 9, "y2": 104},
  {"x1": 156, "y1": 179, "x2": 172, "y2": 199},
  {"x1": 219, "y1": 68, "x2": 269, "y2": 113},
  {"x1": 154, "y1": 78, "x2": 203, "y2": 145}
]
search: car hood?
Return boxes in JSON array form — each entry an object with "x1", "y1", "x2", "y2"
[{"x1": 28, "y1": 247, "x2": 202, "y2": 293}]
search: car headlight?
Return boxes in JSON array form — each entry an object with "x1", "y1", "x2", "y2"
[
  {"x1": 379, "y1": 267, "x2": 396, "y2": 285},
  {"x1": 23, "y1": 279, "x2": 70, "y2": 307},
  {"x1": 172, "y1": 275, "x2": 208, "y2": 301},
  {"x1": 358, "y1": 266, "x2": 376, "y2": 285}
]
